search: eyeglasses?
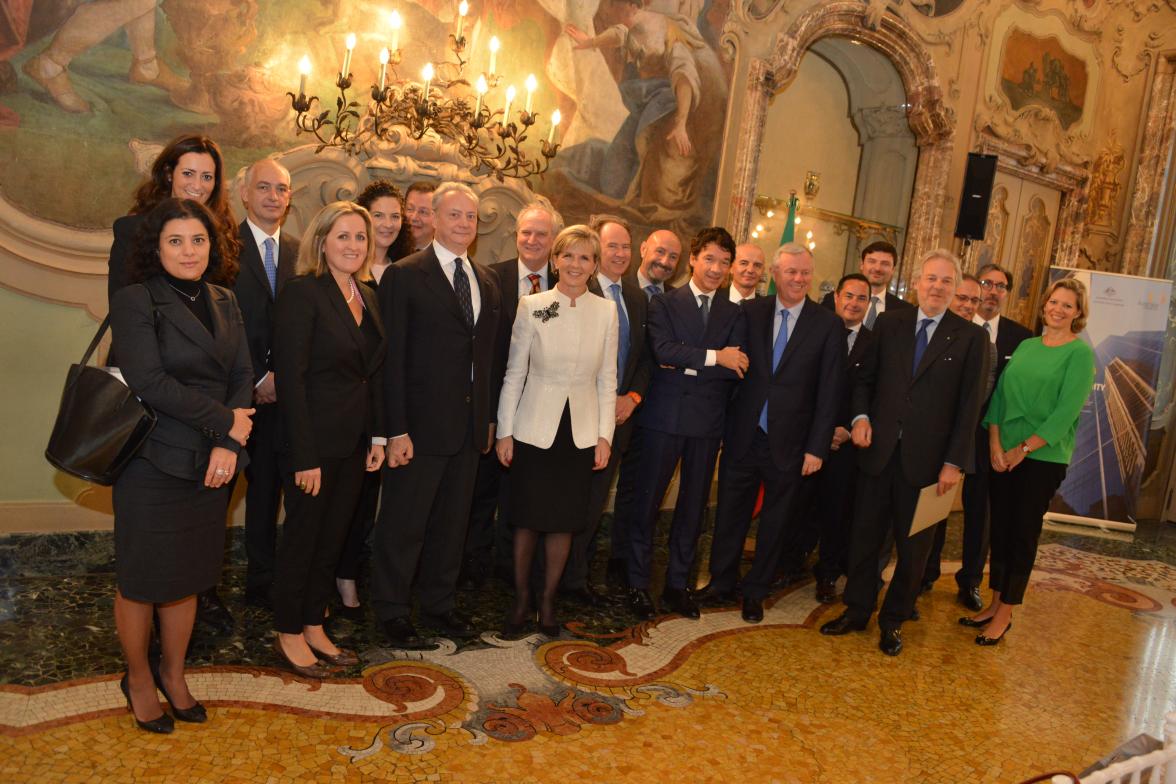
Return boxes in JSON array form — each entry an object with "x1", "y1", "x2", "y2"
[
  {"x1": 980, "y1": 280, "x2": 1009, "y2": 292},
  {"x1": 954, "y1": 294, "x2": 981, "y2": 306}
]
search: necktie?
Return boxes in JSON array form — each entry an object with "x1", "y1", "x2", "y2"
[
  {"x1": 865, "y1": 296, "x2": 879, "y2": 329},
  {"x1": 453, "y1": 258, "x2": 474, "y2": 329},
  {"x1": 984, "y1": 320, "x2": 993, "y2": 343},
  {"x1": 699, "y1": 294, "x2": 710, "y2": 328},
  {"x1": 610, "y1": 283, "x2": 630, "y2": 385},
  {"x1": 263, "y1": 237, "x2": 277, "y2": 295},
  {"x1": 758, "y1": 309, "x2": 791, "y2": 432},
  {"x1": 644, "y1": 284, "x2": 659, "y2": 300},
  {"x1": 912, "y1": 318, "x2": 932, "y2": 374},
  {"x1": 846, "y1": 326, "x2": 856, "y2": 355},
  {"x1": 527, "y1": 273, "x2": 541, "y2": 295}
]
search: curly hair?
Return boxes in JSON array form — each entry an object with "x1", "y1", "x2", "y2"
[
  {"x1": 126, "y1": 198, "x2": 237, "y2": 286},
  {"x1": 129, "y1": 134, "x2": 240, "y2": 270},
  {"x1": 356, "y1": 179, "x2": 414, "y2": 262}
]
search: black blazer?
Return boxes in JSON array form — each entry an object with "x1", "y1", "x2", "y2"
[
  {"x1": 724, "y1": 297, "x2": 844, "y2": 469},
  {"x1": 274, "y1": 275, "x2": 386, "y2": 472},
  {"x1": 852, "y1": 307, "x2": 990, "y2": 484},
  {"x1": 641, "y1": 284, "x2": 748, "y2": 439},
  {"x1": 993, "y1": 316, "x2": 1033, "y2": 379},
  {"x1": 588, "y1": 274, "x2": 651, "y2": 399},
  {"x1": 233, "y1": 221, "x2": 299, "y2": 384},
  {"x1": 380, "y1": 246, "x2": 501, "y2": 454},
  {"x1": 109, "y1": 276, "x2": 254, "y2": 480},
  {"x1": 821, "y1": 289, "x2": 912, "y2": 313},
  {"x1": 107, "y1": 214, "x2": 144, "y2": 305},
  {"x1": 624, "y1": 268, "x2": 677, "y2": 298},
  {"x1": 837, "y1": 325, "x2": 875, "y2": 427},
  {"x1": 489, "y1": 257, "x2": 556, "y2": 390}
]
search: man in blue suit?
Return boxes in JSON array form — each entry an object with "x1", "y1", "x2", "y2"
[
  {"x1": 698, "y1": 244, "x2": 844, "y2": 622},
  {"x1": 624, "y1": 227, "x2": 749, "y2": 620}
]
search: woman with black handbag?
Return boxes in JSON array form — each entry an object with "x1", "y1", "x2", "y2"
[{"x1": 108, "y1": 198, "x2": 255, "y2": 733}]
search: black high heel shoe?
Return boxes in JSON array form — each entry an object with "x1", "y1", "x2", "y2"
[
  {"x1": 149, "y1": 661, "x2": 207, "y2": 723},
  {"x1": 502, "y1": 603, "x2": 534, "y2": 638},
  {"x1": 958, "y1": 615, "x2": 993, "y2": 629},
  {"x1": 975, "y1": 621, "x2": 1012, "y2": 646},
  {"x1": 120, "y1": 673, "x2": 174, "y2": 734}
]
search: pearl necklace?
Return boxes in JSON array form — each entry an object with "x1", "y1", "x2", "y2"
[{"x1": 345, "y1": 276, "x2": 358, "y2": 304}]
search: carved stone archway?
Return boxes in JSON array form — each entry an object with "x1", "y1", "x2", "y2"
[{"x1": 726, "y1": 2, "x2": 954, "y2": 288}]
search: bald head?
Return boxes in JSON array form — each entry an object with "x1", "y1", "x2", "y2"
[
  {"x1": 639, "y1": 229, "x2": 681, "y2": 284},
  {"x1": 731, "y1": 243, "x2": 765, "y2": 298},
  {"x1": 240, "y1": 158, "x2": 292, "y2": 233}
]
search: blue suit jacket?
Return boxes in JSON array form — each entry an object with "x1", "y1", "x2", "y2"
[{"x1": 640, "y1": 284, "x2": 748, "y2": 439}]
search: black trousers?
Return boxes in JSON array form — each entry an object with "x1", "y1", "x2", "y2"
[
  {"x1": 563, "y1": 417, "x2": 637, "y2": 590},
  {"x1": 608, "y1": 424, "x2": 645, "y2": 566},
  {"x1": 988, "y1": 458, "x2": 1067, "y2": 604},
  {"x1": 708, "y1": 431, "x2": 805, "y2": 599},
  {"x1": 842, "y1": 449, "x2": 938, "y2": 631},
  {"x1": 243, "y1": 403, "x2": 283, "y2": 593},
  {"x1": 462, "y1": 449, "x2": 512, "y2": 573},
  {"x1": 626, "y1": 428, "x2": 720, "y2": 592},
  {"x1": 336, "y1": 470, "x2": 380, "y2": 581},
  {"x1": 813, "y1": 442, "x2": 858, "y2": 583},
  {"x1": 272, "y1": 445, "x2": 367, "y2": 633},
  {"x1": 370, "y1": 436, "x2": 480, "y2": 620},
  {"x1": 923, "y1": 427, "x2": 990, "y2": 589}
]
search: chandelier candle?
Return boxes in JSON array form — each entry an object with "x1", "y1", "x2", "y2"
[{"x1": 341, "y1": 33, "x2": 356, "y2": 77}]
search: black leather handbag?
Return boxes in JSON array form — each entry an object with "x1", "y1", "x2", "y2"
[{"x1": 45, "y1": 316, "x2": 156, "y2": 485}]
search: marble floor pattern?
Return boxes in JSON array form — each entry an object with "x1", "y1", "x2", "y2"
[{"x1": 2, "y1": 517, "x2": 1176, "y2": 783}]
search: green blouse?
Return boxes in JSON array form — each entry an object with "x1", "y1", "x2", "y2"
[{"x1": 982, "y1": 336, "x2": 1096, "y2": 465}]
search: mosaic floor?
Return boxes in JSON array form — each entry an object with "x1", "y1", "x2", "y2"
[{"x1": 2, "y1": 517, "x2": 1175, "y2": 783}]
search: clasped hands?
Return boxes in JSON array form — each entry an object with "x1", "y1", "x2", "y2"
[
  {"x1": 206, "y1": 406, "x2": 256, "y2": 487},
  {"x1": 496, "y1": 435, "x2": 611, "y2": 471}
]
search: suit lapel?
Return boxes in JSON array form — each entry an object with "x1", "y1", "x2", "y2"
[
  {"x1": 277, "y1": 234, "x2": 297, "y2": 291},
  {"x1": 359, "y1": 282, "x2": 385, "y2": 374},
  {"x1": 912, "y1": 311, "x2": 959, "y2": 381},
  {"x1": 238, "y1": 225, "x2": 272, "y2": 298},
  {"x1": 774, "y1": 298, "x2": 817, "y2": 376},
  {"x1": 471, "y1": 261, "x2": 495, "y2": 332},
  {"x1": 206, "y1": 286, "x2": 235, "y2": 370},
  {"x1": 146, "y1": 277, "x2": 225, "y2": 367},
  {"x1": 423, "y1": 250, "x2": 468, "y2": 328},
  {"x1": 318, "y1": 274, "x2": 367, "y2": 357}
]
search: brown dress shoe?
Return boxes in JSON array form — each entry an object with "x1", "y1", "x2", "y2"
[
  {"x1": 272, "y1": 638, "x2": 334, "y2": 679},
  {"x1": 23, "y1": 54, "x2": 90, "y2": 113}
]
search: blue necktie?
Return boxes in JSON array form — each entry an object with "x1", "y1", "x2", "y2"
[
  {"x1": 758, "y1": 308, "x2": 790, "y2": 432},
  {"x1": 263, "y1": 237, "x2": 277, "y2": 295},
  {"x1": 610, "y1": 283, "x2": 630, "y2": 386},
  {"x1": 912, "y1": 318, "x2": 933, "y2": 374},
  {"x1": 643, "y1": 284, "x2": 659, "y2": 300}
]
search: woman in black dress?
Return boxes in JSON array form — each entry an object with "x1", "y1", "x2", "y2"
[
  {"x1": 271, "y1": 202, "x2": 386, "y2": 677},
  {"x1": 495, "y1": 225, "x2": 619, "y2": 637},
  {"x1": 108, "y1": 198, "x2": 255, "y2": 732}
]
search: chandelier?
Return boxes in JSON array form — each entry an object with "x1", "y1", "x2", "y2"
[{"x1": 286, "y1": 3, "x2": 561, "y2": 182}]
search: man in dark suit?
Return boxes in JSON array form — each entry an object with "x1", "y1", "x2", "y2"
[
  {"x1": 821, "y1": 250, "x2": 989, "y2": 656},
  {"x1": 234, "y1": 157, "x2": 299, "y2": 609},
  {"x1": 623, "y1": 227, "x2": 749, "y2": 620},
  {"x1": 820, "y1": 240, "x2": 911, "y2": 326},
  {"x1": 627, "y1": 229, "x2": 682, "y2": 298},
  {"x1": 723, "y1": 243, "x2": 765, "y2": 303},
  {"x1": 371, "y1": 182, "x2": 502, "y2": 647},
  {"x1": 404, "y1": 181, "x2": 437, "y2": 252},
  {"x1": 462, "y1": 201, "x2": 561, "y2": 588},
  {"x1": 561, "y1": 214, "x2": 650, "y2": 605},
  {"x1": 698, "y1": 244, "x2": 843, "y2": 623},
  {"x1": 804, "y1": 273, "x2": 874, "y2": 604},
  {"x1": 948, "y1": 262, "x2": 1033, "y2": 610}
]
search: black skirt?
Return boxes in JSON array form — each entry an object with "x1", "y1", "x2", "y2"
[
  {"x1": 112, "y1": 457, "x2": 230, "y2": 603},
  {"x1": 510, "y1": 404, "x2": 595, "y2": 533}
]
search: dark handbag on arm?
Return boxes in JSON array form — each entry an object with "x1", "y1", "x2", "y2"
[{"x1": 45, "y1": 315, "x2": 157, "y2": 485}]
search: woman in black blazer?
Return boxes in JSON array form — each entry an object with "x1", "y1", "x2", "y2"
[
  {"x1": 109, "y1": 198, "x2": 255, "y2": 733},
  {"x1": 271, "y1": 202, "x2": 387, "y2": 677}
]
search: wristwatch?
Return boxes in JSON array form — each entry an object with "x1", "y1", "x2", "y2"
[{"x1": 1019, "y1": 441, "x2": 1031, "y2": 454}]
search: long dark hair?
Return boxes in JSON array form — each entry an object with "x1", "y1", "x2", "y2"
[
  {"x1": 356, "y1": 179, "x2": 415, "y2": 262},
  {"x1": 127, "y1": 198, "x2": 238, "y2": 287},
  {"x1": 129, "y1": 134, "x2": 241, "y2": 264}
]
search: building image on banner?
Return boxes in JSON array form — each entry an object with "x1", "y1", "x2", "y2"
[{"x1": 1046, "y1": 268, "x2": 1173, "y2": 531}]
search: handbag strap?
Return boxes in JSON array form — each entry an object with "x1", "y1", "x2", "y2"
[{"x1": 80, "y1": 316, "x2": 111, "y2": 367}]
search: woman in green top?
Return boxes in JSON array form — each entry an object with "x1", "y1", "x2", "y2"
[{"x1": 961, "y1": 277, "x2": 1095, "y2": 645}]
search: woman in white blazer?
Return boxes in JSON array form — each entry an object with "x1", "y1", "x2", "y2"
[{"x1": 496, "y1": 224, "x2": 619, "y2": 637}]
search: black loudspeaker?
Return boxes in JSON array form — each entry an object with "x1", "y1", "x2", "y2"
[{"x1": 954, "y1": 153, "x2": 998, "y2": 241}]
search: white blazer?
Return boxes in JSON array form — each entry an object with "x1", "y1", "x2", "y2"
[{"x1": 497, "y1": 287, "x2": 619, "y2": 449}]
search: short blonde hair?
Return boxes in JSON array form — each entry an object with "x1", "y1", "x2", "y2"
[
  {"x1": 552, "y1": 224, "x2": 601, "y2": 263},
  {"x1": 1042, "y1": 277, "x2": 1090, "y2": 333},
  {"x1": 296, "y1": 201, "x2": 374, "y2": 280}
]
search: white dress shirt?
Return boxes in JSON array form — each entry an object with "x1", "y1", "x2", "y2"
[
  {"x1": 637, "y1": 269, "x2": 664, "y2": 296},
  {"x1": 729, "y1": 286, "x2": 756, "y2": 303},
  {"x1": 688, "y1": 279, "x2": 719, "y2": 369},
  {"x1": 245, "y1": 218, "x2": 282, "y2": 262},
  {"x1": 517, "y1": 261, "x2": 550, "y2": 297},
  {"x1": 432, "y1": 240, "x2": 481, "y2": 322},
  {"x1": 846, "y1": 322, "x2": 862, "y2": 353},
  {"x1": 773, "y1": 298, "x2": 806, "y2": 343},
  {"x1": 974, "y1": 313, "x2": 1000, "y2": 343}
]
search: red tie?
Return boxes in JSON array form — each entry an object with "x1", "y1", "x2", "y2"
[{"x1": 527, "y1": 273, "x2": 541, "y2": 294}]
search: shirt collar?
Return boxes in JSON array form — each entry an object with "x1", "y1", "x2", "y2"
[
  {"x1": 245, "y1": 218, "x2": 280, "y2": 248},
  {"x1": 688, "y1": 279, "x2": 718, "y2": 302},
  {"x1": 729, "y1": 286, "x2": 755, "y2": 303},
  {"x1": 518, "y1": 260, "x2": 548, "y2": 284},
  {"x1": 637, "y1": 269, "x2": 661, "y2": 292},
  {"x1": 775, "y1": 296, "x2": 805, "y2": 322},
  {"x1": 846, "y1": 321, "x2": 862, "y2": 334},
  {"x1": 974, "y1": 313, "x2": 1000, "y2": 329},
  {"x1": 916, "y1": 307, "x2": 947, "y2": 327},
  {"x1": 432, "y1": 239, "x2": 466, "y2": 269},
  {"x1": 598, "y1": 271, "x2": 623, "y2": 291}
]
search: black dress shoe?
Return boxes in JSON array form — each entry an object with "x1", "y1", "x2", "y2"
[
  {"x1": 606, "y1": 557, "x2": 629, "y2": 589},
  {"x1": 976, "y1": 621, "x2": 1012, "y2": 646},
  {"x1": 382, "y1": 617, "x2": 427, "y2": 649},
  {"x1": 419, "y1": 610, "x2": 475, "y2": 638},
  {"x1": 661, "y1": 587, "x2": 700, "y2": 619},
  {"x1": 909, "y1": 606, "x2": 921, "y2": 622},
  {"x1": 815, "y1": 578, "x2": 838, "y2": 604},
  {"x1": 819, "y1": 612, "x2": 867, "y2": 636},
  {"x1": 957, "y1": 615, "x2": 992, "y2": 628},
  {"x1": 120, "y1": 673, "x2": 174, "y2": 734},
  {"x1": 149, "y1": 661, "x2": 206, "y2": 723},
  {"x1": 691, "y1": 582, "x2": 739, "y2": 606},
  {"x1": 196, "y1": 588, "x2": 235, "y2": 635},
  {"x1": 741, "y1": 597, "x2": 764, "y2": 624},
  {"x1": 771, "y1": 570, "x2": 806, "y2": 591},
  {"x1": 626, "y1": 589, "x2": 657, "y2": 620},
  {"x1": 538, "y1": 620, "x2": 561, "y2": 638},
  {"x1": 336, "y1": 603, "x2": 365, "y2": 622},
  {"x1": 919, "y1": 579, "x2": 935, "y2": 595},
  {"x1": 563, "y1": 585, "x2": 603, "y2": 608},
  {"x1": 879, "y1": 627, "x2": 903, "y2": 656},
  {"x1": 957, "y1": 586, "x2": 984, "y2": 612}
]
